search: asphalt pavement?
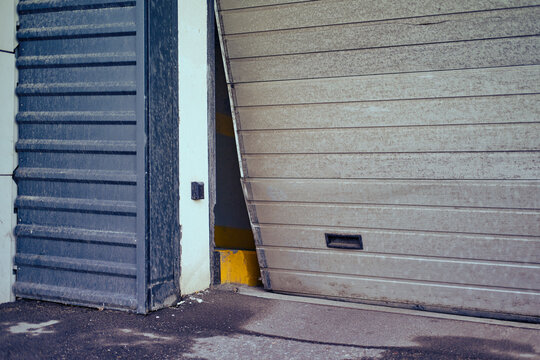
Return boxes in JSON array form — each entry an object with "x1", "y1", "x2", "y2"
[{"x1": 0, "y1": 286, "x2": 538, "y2": 360}]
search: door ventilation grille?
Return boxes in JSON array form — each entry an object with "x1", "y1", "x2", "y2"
[{"x1": 325, "y1": 234, "x2": 363, "y2": 250}]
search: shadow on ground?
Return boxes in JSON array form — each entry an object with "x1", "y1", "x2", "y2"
[
  {"x1": 0, "y1": 291, "x2": 266, "y2": 360},
  {"x1": 1, "y1": 291, "x2": 538, "y2": 360},
  {"x1": 357, "y1": 336, "x2": 538, "y2": 360}
]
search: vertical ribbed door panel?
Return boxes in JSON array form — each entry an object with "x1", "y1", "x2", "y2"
[{"x1": 13, "y1": 0, "x2": 179, "y2": 313}]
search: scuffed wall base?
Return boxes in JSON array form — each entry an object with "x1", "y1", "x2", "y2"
[
  {"x1": 0, "y1": 0, "x2": 17, "y2": 304},
  {"x1": 0, "y1": 178, "x2": 15, "y2": 304}
]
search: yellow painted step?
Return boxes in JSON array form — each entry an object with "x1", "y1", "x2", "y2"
[{"x1": 216, "y1": 249, "x2": 261, "y2": 287}]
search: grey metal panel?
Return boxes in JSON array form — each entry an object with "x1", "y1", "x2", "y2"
[
  {"x1": 234, "y1": 65, "x2": 540, "y2": 106},
  {"x1": 236, "y1": 95, "x2": 540, "y2": 130},
  {"x1": 145, "y1": 0, "x2": 180, "y2": 311},
  {"x1": 14, "y1": 0, "x2": 139, "y2": 310},
  {"x1": 243, "y1": 152, "x2": 540, "y2": 180},
  {"x1": 225, "y1": 7, "x2": 540, "y2": 58},
  {"x1": 216, "y1": 0, "x2": 540, "y2": 319},
  {"x1": 251, "y1": 202, "x2": 540, "y2": 236},
  {"x1": 245, "y1": 179, "x2": 540, "y2": 209},
  {"x1": 263, "y1": 270, "x2": 540, "y2": 319},
  {"x1": 230, "y1": 37, "x2": 540, "y2": 83},
  {"x1": 255, "y1": 225, "x2": 540, "y2": 263},
  {"x1": 220, "y1": 0, "x2": 540, "y2": 34},
  {"x1": 241, "y1": 123, "x2": 540, "y2": 153},
  {"x1": 17, "y1": 0, "x2": 136, "y2": 12},
  {"x1": 14, "y1": 0, "x2": 179, "y2": 313},
  {"x1": 258, "y1": 247, "x2": 540, "y2": 290},
  {"x1": 219, "y1": 0, "x2": 307, "y2": 11}
]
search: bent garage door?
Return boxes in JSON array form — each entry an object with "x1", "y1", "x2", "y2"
[
  {"x1": 216, "y1": 0, "x2": 540, "y2": 320},
  {"x1": 13, "y1": 0, "x2": 179, "y2": 313}
]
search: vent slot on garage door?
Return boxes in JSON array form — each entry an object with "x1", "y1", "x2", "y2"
[{"x1": 326, "y1": 234, "x2": 363, "y2": 250}]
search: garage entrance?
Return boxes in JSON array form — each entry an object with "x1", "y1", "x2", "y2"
[
  {"x1": 213, "y1": 27, "x2": 260, "y2": 287},
  {"x1": 216, "y1": 0, "x2": 540, "y2": 320}
]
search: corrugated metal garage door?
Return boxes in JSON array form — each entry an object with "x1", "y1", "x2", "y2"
[
  {"x1": 14, "y1": 0, "x2": 179, "y2": 313},
  {"x1": 216, "y1": 0, "x2": 540, "y2": 320}
]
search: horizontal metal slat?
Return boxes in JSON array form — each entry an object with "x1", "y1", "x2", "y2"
[
  {"x1": 219, "y1": 0, "x2": 308, "y2": 11},
  {"x1": 15, "y1": 224, "x2": 137, "y2": 246},
  {"x1": 258, "y1": 247, "x2": 540, "y2": 290},
  {"x1": 224, "y1": 7, "x2": 540, "y2": 58},
  {"x1": 250, "y1": 202, "x2": 540, "y2": 236},
  {"x1": 18, "y1": 0, "x2": 135, "y2": 13},
  {"x1": 254, "y1": 224, "x2": 540, "y2": 263},
  {"x1": 16, "y1": 111, "x2": 136, "y2": 124},
  {"x1": 15, "y1": 195, "x2": 137, "y2": 215},
  {"x1": 236, "y1": 95, "x2": 540, "y2": 130},
  {"x1": 16, "y1": 81, "x2": 136, "y2": 96},
  {"x1": 13, "y1": 281, "x2": 137, "y2": 309},
  {"x1": 14, "y1": 167, "x2": 136, "y2": 183},
  {"x1": 15, "y1": 253, "x2": 136, "y2": 276},
  {"x1": 244, "y1": 152, "x2": 540, "y2": 180},
  {"x1": 17, "y1": 52, "x2": 136, "y2": 68},
  {"x1": 234, "y1": 65, "x2": 540, "y2": 106},
  {"x1": 240, "y1": 123, "x2": 540, "y2": 154},
  {"x1": 244, "y1": 179, "x2": 540, "y2": 209},
  {"x1": 17, "y1": 22, "x2": 136, "y2": 40},
  {"x1": 16, "y1": 139, "x2": 136, "y2": 153},
  {"x1": 16, "y1": 153, "x2": 137, "y2": 172},
  {"x1": 230, "y1": 36, "x2": 540, "y2": 83},
  {"x1": 219, "y1": 0, "x2": 540, "y2": 34},
  {"x1": 263, "y1": 269, "x2": 540, "y2": 318}
]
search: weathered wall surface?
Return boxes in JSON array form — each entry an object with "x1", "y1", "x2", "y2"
[
  {"x1": 216, "y1": 0, "x2": 540, "y2": 319},
  {"x1": 0, "y1": 0, "x2": 17, "y2": 304},
  {"x1": 178, "y1": 0, "x2": 212, "y2": 295}
]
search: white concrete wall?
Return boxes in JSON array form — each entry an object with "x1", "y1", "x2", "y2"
[
  {"x1": 0, "y1": 0, "x2": 17, "y2": 304},
  {"x1": 178, "y1": 0, "x2": 212, "y2": 294}
]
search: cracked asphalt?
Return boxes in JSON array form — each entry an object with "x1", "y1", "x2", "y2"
[{"x1": 0, "y1": 287, "x2": 539, "y2": 360}]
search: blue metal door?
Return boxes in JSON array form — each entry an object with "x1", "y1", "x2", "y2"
[{"x1": 13, "y1": 0, "x2": 179, "y2": 313}]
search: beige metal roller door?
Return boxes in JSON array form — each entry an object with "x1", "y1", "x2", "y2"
[{"x1": 216, "y1": 0, "x2": 540, "y2": 320}]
